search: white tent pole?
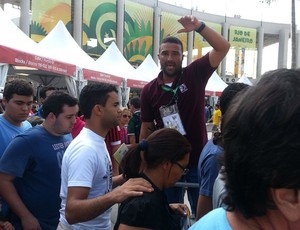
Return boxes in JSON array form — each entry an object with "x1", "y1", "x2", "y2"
[
  {"x1": 73, "y1": 0, "x2": 83, "y2": 46},
  {"x1": 121, "y1": 78, "x2": 128, "y2": 107},
  {"x1": 65, "y1": 76, "x2": 78, "y2": 98},
  {"x1": 20, "y1": 0, "x2": 30, "y2": 36},
  {"x1": 0, "y1": 63, "x2": 9, "y2": 87}
]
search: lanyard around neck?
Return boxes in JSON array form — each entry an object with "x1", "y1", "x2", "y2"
[
  {"x1": 161, "y1": 84, "x2": 180, "y2": 106},
  {"x1": 160, "y1": 73, "x2": 182, "y2": 106},
  {"x1": 161, "y1": 84, "x2": 179, "y2": 95}
]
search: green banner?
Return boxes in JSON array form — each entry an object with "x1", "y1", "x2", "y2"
[
  {"x1": 82, "y1": 0, "x2": 117, "y2": 56},
  {"x1": 124, "y1": 0, "x2": 154, "y2": 64},
  {"x1": 31, "y1": 0, "x2": 71, "y2": 42},
  {"x1": 161, "y1": 12, "x2": 187, "y2": 53}
]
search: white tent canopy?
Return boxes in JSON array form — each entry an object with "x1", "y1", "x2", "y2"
[
  {"x1": 93, "y1": 42, "x2": 161, "y2": 89},
  {"x1": 205, "y1": 71, "x2": 228, "y2": 93},
  {"x1": 82, "y1": 42, "x2": 125, "y2": 86},
  {"x1": 94, "y1": 42, "x2": 137, "y2": 84},
  {"x1": 238, "y1": 74, "x2": 253, "y2": 86},
  {"x1": 0, "y1": 9, "x2": 77, "y2": 92},
  {"x1": 37, "y1": 21, "x2": 124, "y2": 87},
  {"x1": 38, "y1": 21, "x2": 96, "y2": 70},
  {"x1": 0, "y1": 9, "x2": 40, "y2": 56},
  {"x1": 134, "y1": 54, "x2": 160, "y2": 87},
  {"x1": 37, "y1": 20, "x2": 102, "y2": 95}
]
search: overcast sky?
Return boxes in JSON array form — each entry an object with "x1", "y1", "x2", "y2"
[
  {"x1": 3, "y1": 0, "x2": 296, "y2": 74},
  {"x1": 161, "y1": 0, "x2": 299, "y2": 25},
  {"x1": 3, "y1": 0, "x2": 299, "y2": 25},
  {"x1": 161, "y1": 0, "x2": 297, "y2": 75}
]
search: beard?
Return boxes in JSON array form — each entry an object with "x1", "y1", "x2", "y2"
[{"x1": 161, "y1": 64, "x2": 182, "y2": 78}]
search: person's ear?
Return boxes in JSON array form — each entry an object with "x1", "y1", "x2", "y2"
[
  {"x1": 271, "y1": 188, "x2": 300, "y2": 222},
  {"x1": 94, "y1": 104, "x2": 103, "y2": 116},
  {"x1": 47, "y1": 112, "x2": 56, "y2": 122},
  {"x1": 2, "y1": 98, "x2": 7, "y2": 106},
  {"x1": 162, "y1": 161, "x2": 173, "y2": 175}
]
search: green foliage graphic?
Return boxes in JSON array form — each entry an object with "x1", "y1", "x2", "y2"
[{"x1": 31, "y1": 21, "x2": 47, "y2": 36}]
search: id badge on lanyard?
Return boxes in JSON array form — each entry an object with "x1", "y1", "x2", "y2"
[
  {"x1": 159, "y1": 76, "x2": 186, "y2": 135},
  {"x1": 159, "y1": 103, "x2": 186, "y2": 135}
]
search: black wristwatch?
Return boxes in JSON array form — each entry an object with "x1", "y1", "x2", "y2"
[{"x1": 196, "y1": 22, "x2": 206, "y2": 34}]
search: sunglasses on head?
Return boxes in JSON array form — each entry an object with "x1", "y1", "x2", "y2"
[{"x1": 122, "y1": 114, "x2": 131, "y2": 118}]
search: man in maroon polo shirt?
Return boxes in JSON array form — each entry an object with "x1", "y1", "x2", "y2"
[{"x1": 139, "y1": 15, "x2": 230, "y2": 217}]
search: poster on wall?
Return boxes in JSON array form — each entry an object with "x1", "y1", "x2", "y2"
[
  {"x1": 31, "y1": 0, "x2": 72, "y2": 42},
  {"x1": 124, "y1": 0, "x2": 154, "y2": 65},
  {"x1": 83, "y1": 0, "x2": 117, "y2": 56},
  {"x1": 194, "y1": 21, "x2": 222, "y2": 59},
  {"x1": 160, "y1": 12, "x2": 188, "y2": 53}
]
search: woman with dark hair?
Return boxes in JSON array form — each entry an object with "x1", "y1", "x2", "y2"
[
  {"x1": 114, "y1": 128, "x2": 192, "y2": 230},
  {"x1": 191, "y1": 68, "x2": 300, "y2": 229}
]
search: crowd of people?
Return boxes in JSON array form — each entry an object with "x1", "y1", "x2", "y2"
[{"x1": 0, "y1": 14, "x2": 300, "y2": 230}]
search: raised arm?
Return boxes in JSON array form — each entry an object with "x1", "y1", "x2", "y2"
[{"x1": 177, "y1": 15, "x2": 230, "y2": 68}]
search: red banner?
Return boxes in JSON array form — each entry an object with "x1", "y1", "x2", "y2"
[
  {"x1": 0, "y1": 45, "x2": 76, "y2": 76},
  {"x1": 126, "y1": 79, "x2": 148, "y2": 89},
  {"x1": 205, "y1": 91, "x2": 222, "y2": 97},
  {"x1": 83, "y1": 69, "x2": 124, "y2": 86}
]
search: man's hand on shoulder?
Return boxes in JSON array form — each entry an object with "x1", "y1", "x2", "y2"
[{"x1": 111, "y1": 178, "x2": 153, "y2": 203}]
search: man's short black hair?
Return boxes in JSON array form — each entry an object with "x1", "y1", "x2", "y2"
[
  {"x1": 219, "y1": 83, "x2": 249, "y2": 115},
  {"x1": 130, "y1": 97, "x2": 140, "y2": 109},
  {"x1": 40, "y1": 86, "x2": 56, "y2": 99},
  {"x1": 42, "y1": 91, "x2": 78, "y2": 118},
  {"x1": 160, "y1": 36, "x2": 183, "y2": 53},
  {"x1": 3, "y1": 79, "x2": 33, "y2": 102},
  {"x1": 79, "y1": 83, "x2": 118, "y2": 119}
]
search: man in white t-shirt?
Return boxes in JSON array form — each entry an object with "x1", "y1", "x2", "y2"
[{"x1": 58, "y1": 83, "x2": 153, "y2": 230}]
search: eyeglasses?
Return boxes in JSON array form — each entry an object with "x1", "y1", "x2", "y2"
[
  {"x1": 173, "y1": 162, "x2": 189, "y2": 175},
  {"x1": 122, "y1": 115, "x2": 131, "y2": 118}
]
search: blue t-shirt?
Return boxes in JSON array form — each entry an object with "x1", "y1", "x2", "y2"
[
  {"x1": 189, "y1": 208, "x2": 232, "y2": 230},
  {"x1": 198, "y1": 139, "x2": 223, "y2": 197},
  {"x1": 0, "y1": 125, "x2": 72, "y2": 229},
  {"x1": 0, "y1": 115, "x2": 32, "y2": 157}
]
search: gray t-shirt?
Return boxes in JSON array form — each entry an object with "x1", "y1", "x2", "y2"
[{"x1": 213, "y1": 169, "x2": 227, "y2": 209}]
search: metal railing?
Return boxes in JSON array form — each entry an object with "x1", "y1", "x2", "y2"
[{"x1": 175, "y1": 182, "x2": 199, "y2": 188}]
